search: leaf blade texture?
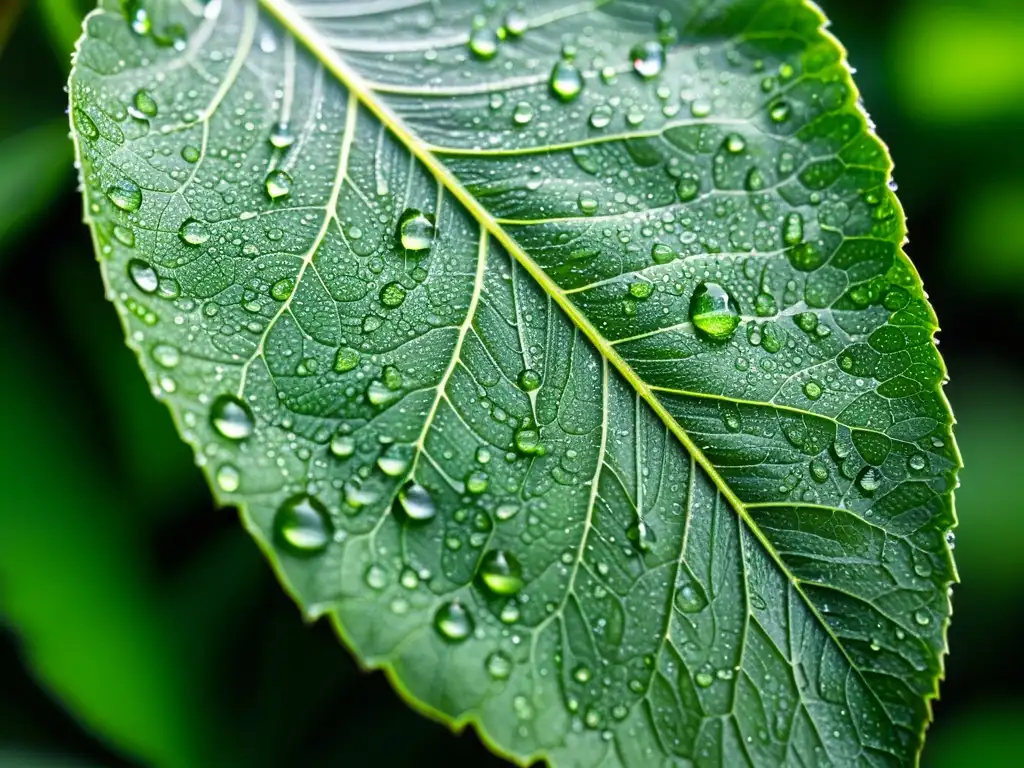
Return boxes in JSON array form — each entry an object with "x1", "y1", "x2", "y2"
[{"x1": 70, "y1": 1, "x2": 959, "y2": 765}]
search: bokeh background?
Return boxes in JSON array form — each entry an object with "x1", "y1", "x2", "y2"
[{"x1": 0, "y1": 0, "x2": 1020, "y2": 765}]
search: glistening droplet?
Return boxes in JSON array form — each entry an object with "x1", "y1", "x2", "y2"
[
  {"x1": 274, "y1": 494, "x2": 333, "y2": 555},
  {"x1": 478, "y1": 550, "x2": 524, "y2": 595}
]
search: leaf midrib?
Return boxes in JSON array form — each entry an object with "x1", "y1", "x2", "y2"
[{"x1": 256, "y1": 0, "x2": 842, "y2": 633}]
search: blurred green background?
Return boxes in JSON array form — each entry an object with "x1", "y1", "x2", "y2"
[{"x1": 0, "y1": 0, "x2": 1020, "y2": 765}]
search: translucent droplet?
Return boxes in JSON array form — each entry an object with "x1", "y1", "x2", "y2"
[
  {"x1": 466, "y1": 470, "x2": 489, "y2": 494},
  {"x1": 397, "y1": 209, "x2": 436, "y2": 251},
  {"x1": 478, "y1": 550, "x2": 524, "y2": 595},
  {"x1": 216, "y1": 464, "x2": 240, "y2": 493},
  {"x1": 271, "y1": 278, "x2": 294, "y2": 301},
  {"x1": 725, "y1": 134, "x2": 746, "y2": 153},
  {"x1": 181, "y1": 145, "x2": 200, "y2": 163},
  {"x1": 676, "y1": 172, "x2": 701, "y2": 202},
  {"x1": 468, "y1": 27, "x2": 499, "y2": 60},
  {"x1": 434, "y1": 601, "x2": 473, "y2": 642},
  {"x1": 783, "y1": 212, "x2": 804, "y2": 246},
  {"x1": 690, "y1": 282, "x2": 740, "y2": 341},
  {"x1": 651, "y1": 243, "x2": 675, "y2": 264},
  {"x1": 269, "y1": 123, "x2": 295, "y2": 149},
  {"x1": 486, "y1": 651, "x2": 513, "y2": 680},
  {"x1": 803, "y1": 380, "x2": 823, "y2": 400},
  {"x1": 908, "y1": 454, "x2": 926, "y2": 472},
  {"x1": 133, "y1": 89, "x2": 158, "y2": 117},
  {"x1": 264, "y1": 170, "x2": 293, "y2": 200},
  {"x1": 577, "y1": 192, "x2": 598, "y2": 215},
  {"x1": 124, "y1": 0, "x2": 150, "y2": 35},
  {"x1": 127, "y1": 259, "x2": 158, "y2": 293},
  {"x1": 112, "y1": 225, "x2": 135, "y2": 247},
  {"x1": 178, "y1": 218, "x2": 209, "y2": 245},
  {"x1": 367, "y1": 380, "x2": 401, "y2": 408},
  {"x1": 518, "y1": 369, "x2": 541, "y2": 392},
  {"x1": 769, "y1": 101, "x2": 791, "y2": 123},
  {"x1": 495, "y1": 503, "x2": 519, "y2": 521},
  {"x1": 503, "y1": 10, "x2": 527, "y2": 37},
  {"x1": 274, "y1": 494, "x2": 333, "y2": 555},
  {"x1": 512, "y1": 101, "x2": 534, "y2": 126},
  {"x1": 695, "y1": 671, "x2": 713, "y2": 688},
  {"x1": 333, "y1": 347, "x2": 360, "y2": 373},
  {"x1": 73, "y1": 108, "x2": 99, "y2": 141},
  {"x1": 107, "y1": 179, "x2": 142, "y2": 211},
  {"x1": 573, "y1": 665, "x2": 592, "y2": 683},
  {"x1": 914, "y1": 609, "x2": 931, "y2": 626},
  {"x1": 550, "y1": 60, "x2": 583, "y2": 102},
  {"x1": 589, "y1": 104, "x2": 613, "y2": 129},
  {"x1": 152, "y1": 344, "x2": 180, "y2": 368},
  {"x1": 364, "y1": 564, "x2": 387, "y2": 590},
  {"x1": 630, "y1": 41, "x2": 665, "y2": 78},
  {"x1": 514, "y1": 427, "x2": 544, "y2": 456},
  {"x1": 690, "y1": 98, "x2": 712, "y2": 118},
  {"x1": 210, "y1": 394, "x2": 255, "y2": 440},
  {"x1": 330, "y1": 433, "x2": 355, "y2": 458},
  {"x1": 857, "y1": 466, "x2": 880, "y2": 495},
  {"x1": 377, "y1": 445, "x2": 412, "y2": 477},
  {"x1": 380, "y1": 281, "x2": 407, "y2": 308},
  {"x1": 399, "y1": 482, "x2": 437, "y2": 522},
  {"x1": 629, "y1": 281, "x2": 652, "y2": 299}
]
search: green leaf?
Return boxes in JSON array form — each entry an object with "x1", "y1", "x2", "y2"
[{"x1": 69, "y1": 1, "x2": 959, "y2": 764}]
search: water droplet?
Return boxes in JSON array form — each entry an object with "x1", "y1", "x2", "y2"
[
  {"x1": 695, "y1": 671, "x2": 713, "y2": 688},
  {"x1": 152, "y1": 344, "x2": 180, "y2": 368},
  {"x1": 503, "y1": 9, "x2": 527, "y2": 37},
  {"x1": 689, "y1": 282, "x2": 740, "y2": 341},
  {"x1": 783, "y1": 212, "x2": 804, "y2": 246},
  {"x1": 178, "y1": 218, "x2": 209, "y2": 245},
  {"x1": 573, "y1": 665, "x2": 592, "y2": 683},
  {"x1": 725, "y1": 134, "x2": 746, "y2": 153},
  {"x1": 908, "y1": 454, "x2": 926, "y2": 472},
  {"x1": 274, "y1": 494, "x2": 333, "y2": 555},
  {"x1": 803, "y1": 380, "x2": 823, "y2": 400},
  {"x1": 397, "y1": 208, "x2": 436, "y2": 251},
  {"x1": 380, "y1": 281, "x2": 407, "y2": 308},
  {"x1": 674, "y1": 581, "x2": 707, "y2": 613},
  {"x1": 675, "y1": 172, "x2": 701, "y2": 202},
  {"x1": 945, "y1": 531, "x2": 956, "y2": 550},
  {"x1": 630, "y1": 41, "x2": 665, "y2": 78},
  {"x1": 627, "y1": 520, "x2": 654, "y2": 552},
  {"x1": 133, "y1": 89, "x2": 158, "y2": 117},
  {"x1": 514, "y1": 427, "x2": 544, "y2": 456},
  {"x1": 486, "y1": 651, "x2": 513, "y2": 680},
  {"x1": 271, "y1": 278, "x2": 294, "y2": 301},
  {"x1": 589, "y1": 104, "x2": 613, "y2": 129},
  {"x1": 181, "y1": 145, "x2": 200, "y2": 163},
  {"x1": 769, "y1": 101, "x2": 791, "y2": 123},
  {"x1": 334, "y1": 347, "x2": 360, "y2": 373},
  {"x1": 330, "y1": 433, "x2": 355, "y2": 458},
  {"x1": 124, "y1": 0, "x2": 150, "y2": 35},
  {"x1": 210, "y1": 394, "x2": 255, "y2": 440},
  {"x1": 469, "y1": 27, "x2": 499, "y2": 60},
  {"x1": 690, "y1": 98, "x2": 712, "y2": 118},
  {"x1": 127, "y1": 259, "x2": 158, "y2": 293},
  {"x1": 478, "y1": 550, "x2": 524, "y2": 595},
  {"x1": 269, "y1": 124, "x2": 295, "y2": 149},
  {"x1": 264, "y1": 169, "x2": 293, "y2": 199},
  {"x1": 500, "y1": 601, "x2": 520, "y2": 624},
  {"x1": 576, "y1": 192, "x2": 598, "y2": 215},
  {"x1": 399, "y1": 482, "x2": 437, "y2": 522},
  {"x1": 73, "y1": 108, "x2": 99, "y2": 140},
  {"x1": 512, "y1": 101, "x2": 534, "y2": 126},
  {"x1": 107, "y1": 179, "x2": 142, "y2": 212},
  {"x1": 434, "y1": 600, "x2": 474, "y2": 642},
  {"x1": 550, "y1": 60, "x2": 583, "y2": 102},
  {"x1": 475, "y1": 446, "x2": 492, "y2": 464},
  {"x1": 745, "y1": 167, "x2": 765, "y2": 191},
  {"x1": 651, "y1": 243, "x2": 675, "y2": 264},
  {"x1": 629, "y1": 281, "x2": 652, "y2": 299},
  {"x1": 495, "y1": 502, "x2": 519, "y2": 521},
  {"x1": 466, "y1": 470, "x2": 489, "y2": 494},
  {"x1": 377, "y1": 444, "x2": 412, "y2": 477},
  {"x1": 914, "y1": 609, "x2": 931, "y2": 626},
  {"x1": 810, "y1": 458, "x2": 829, "y2": 483},
  {"x1": 216, "y1": 464, "x2": 240, "y2": 493},
  {"x1": 518, "y1": 369, "x2": 541, "y2": 392},
  {"x1": 364, "y1": 564, "x2": 387, "y2": 590},
  {"x1": 857, "y1": 466, "x2": 880, "y2": 495}
]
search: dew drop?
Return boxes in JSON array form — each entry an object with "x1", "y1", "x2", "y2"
[
  {"x1": 152, "y1": 344, "x2": 180, "y2": 368},
  {"x1": 514, "y1": 427, "x2": 544, "y2": 456},
  {"x1": 271, "y1": 278, "x2": 294, "y2": 301},
  {"x1": 210, "y1": 394, "x2": 255, "y2": 440},
  {"x1": 364, "y1": 564, "x2": 387, "y2": 590},
  {"x1": 178, "y1": 218, "x2": 209, "y2": 245},
  {"x1": 330, "y1": 433, "x2": 355, "y2": 459},
  {"x1": 783, "y1": 212, "x2": 804, "y2": 247},
  {"x1": 264, "y1": 169, "x2": 293, "y2": 199},
  {"x1": 651, "y1": 243, "x2": 675, "y2": 264},
  {"x1": 725, "y1": 134, "x2": 746, "y2": 153},
  {"x1": 689, "y1": 282, "x2": 740, "y2": 341},
  {"x1": 274, "y1": 494, "x2": 333, "y2": 555},
  {"x1": 518, "y1": 369, "x2": 541, "y2": 391},
  {"x1": 269, "y1": 123, "x2": 295, "y2": 149},
  {"x1": 334, "y1": 346, "x2": 360, "y2": 373},
  {"x1": 486, "y1": 651, "x2": 513, "y2": 680},
  {"x1": 914, "y1": 609, "x2": 931, "y2": 627},
  {"x1": 377, "y1": 445, "x2": 412, "y2": 477},
  {"x1": 589, "y1": 104, "x2": 613, "y2": 129},
  {"x1": 466, "y1": 470, "x2": 489, "y2": 494},
  {"x1": 769, "y1": 101, "x2": 791, "y2": 123},
  {"x1": 478, "y1": 550, "x2": 524, "y2": 595},
  {"x1": 73, "y1": 108, "x2": 99, "y2": 140},
  {"x1": 468, "y1": 27, "x2": 499, "y2": 60},
  {"x1": 504, "y1": 9, "x2": 527, "y2": 37},
  {"x1": 399, "y1": 482, "x2": 437, "y2": 522},
  {"x1": 123, "y1": 0, "x2": 150, "y2": 35},
  {"x1": 108, "y1": 179, "x2": 142, "y2": 212},
  {"x1": 695, "y1": 671, "x2": 714, "y2": 688},
  {"x1": 216, "y1": 464, "x2": 240, "y2": 493},
  {"x1": 379, "y1": 281, "x2": 407, "y2": 309},
  {"x1": 397, "y1": 208, "x2": 436, "y2": 251},
  {"x1": 857, "y1": 466, "x2": 880, "y2": 495},
  {"x1": 675, "y1": 172, "x2": 701, "y2": 202},
  {"x1": 512, "y1": 101, "x2": 534, "y2": 126},
  {"x1": 133, "y1": 89, "x2": 158, "y2": 118},
  {"x1": 434, "y1": 600, "x2": 474, "y2": 642},
  {"x1": 803, "y1": 380, "x2": 823, "y2": 400},
  {"x1": 630, "y1": 41, "x2": 665, "y2": 78},
  {"x1": 550, "y1": 60, "x2": 583, "y2": 102},
  {"x1": 577, "y1": 192, "x2": 598, "y2": 215},
  {"x1": 127, "y1": 259, "x2": 158, "y2": 293},
  {"x1": 181, "y1": 145, "x2": 200, "y2": 163}
]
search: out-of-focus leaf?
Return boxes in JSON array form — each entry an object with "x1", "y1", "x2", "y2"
[
  {"x1": 0, "y1": 751, "x2": 96, "y2": 768},
  {"x1": 894, "y1": 0, "x2": 1024, "y2": 123},
  {"x1": 923, "y1": 701, "x2": 1024, "y2": 768},
  {"x1": 944, "y1": 367, "x2": 1024, "y2": 590},
  {"x1": 0, "y1": 0, "x2": 24, "y2": 53},
  {"x1": 70, "y1": 1, "x2": 959, "y2": 765},
  {"x1": 0, "y1": 313, "x2": 212, "y2": 768},
  {"x1": 37, "y1": 0, "x2": 88, "y2": 64},
  {"x1": 0, "y1": 120, "x2": 73, "y2": 262},
  {"x1": 951, "y1": 182, "x2": 1024, "y2": 289}
]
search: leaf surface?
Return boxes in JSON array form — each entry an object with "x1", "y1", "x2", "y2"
[{"x1": 69, "y1": 1, "x2": 959, "y2": 764}]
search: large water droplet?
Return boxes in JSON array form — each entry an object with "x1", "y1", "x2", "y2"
[
  {"x1": 274, "y1": 494, "x2": 333, "y2": 555},
  {"x1": 518, "y1": 369, "x2": 541, "y2": 392},
  {"x1": 179, "y1": 218, "x2": 209, "y2": 245},
  {"x1": 465, "y1": 470, "x2": 489, "y2": 494},
  {"x1": 123, "y1": 0, "x2": 150, "y2": 35},
  {"x1": 108, "y1": 179, "x2": 142, "y2": 211},
  {"x1": 216, "y1": 464, "x2": 240, "y2": 493},
  {"x1": 689, "y1": 282, "x2": 740, "y2": 341},
  {"x1": 550, "y1": 60, "x2": 583, "y2": 102},
  {"x1": 377, "y1": 444, "x2": 412, "y2": 477},
  {"x1": 269, "y1": 123, "x2": 295, "y2": 149},
  {"x1": 514, "y1": 426, "x2": 544, "y2": 456},
  {"x1": 589, "y1": 104, "x2": 613, "y2": 129},
  {"x1": 857, "y1": 466, "x2": 880, "y2": 495},
  {"x1": 399, "y1": 482, "x2": 437, "y2": 522},
  {"x1": 503, "y1": 10, "x2": 527, "y2": 37},
  {"x1": 330, "y1": 433, "x2": 355, "y2": 458},
  {"x1": 512, "y1": 101, "x2": 534, "y2": 126},
  {"x1": 676, "y1": 172, "x2": 701, "y2": 202},
  {"x1": 434, "y1": 600, "x2": 474, "y2": 642},
  {"x1": 264, "y1": 169, "x2": 293, "y2": 199},
  {"x1": 210, "y1": 394, "x2": 254, "y2": 440},
  {"x1": 478, "y1": 550, "x2": 524, "y2": 595},
  {"x1": 127, "y1": 259, "x2": 158, "y2": 293},
  {"x1": 133, "y1": 89, "x2": 158, "y2": 118},
  {"x1": 468, "y1": 27, "x2": 499, "y2": 60},
  {"x1": 486, "y1": 651, "x2": 513, "y2": 680},
  {"x1": 630, "y1": 41, "x2": 665, "y2": 78},
  {"x1": 380, "y1": 281, "x2": 407, "y2": 308},
  {"x1": 397, "y1": 208, "x2": 435, "y2": 251}
]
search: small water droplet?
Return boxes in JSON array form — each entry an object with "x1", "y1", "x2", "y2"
[
  {"x1": 478, "y1": 550, "x2": 524, "y2": 595},
  {"x1": 380, "y1": 281, "x2": 407, "y2": 308},
  {"x1": 364, "y1": 564, "x2": 387, "y2": 590},
  {"x1": 469, "y1": 27, "x2": 499, "y2": 60},
  {"x1": 216, "y1": 464, "x2": 240, "y2": 493},
  {"x1": 133, "y1": 89, "x2": 158, "y2": 118},
  {"x1": 434, "y1": 600, "x2": 474, "y2": 642},
  {"x1": 769, "y1": 101, "x2": 791, "y2": 123},
  {"x1": 550, "y1": 60, "x2": 583, "y2": 102},
  {"x1": 466, "y1": 470, "x2": 489, "y2": 494},
  {"x1": 803, "y1": 380, "x2": 823, "y2": 400},
  {"x1": 576, "y1": 192, "x2": 598, "y2": 215},
  {"x1": 269, "y1": 123, "x2": 295, "y2": 149},
  {"x1": 914, "y1": 609, "x2": 931, "y2": 626},
  {"x1": 651, "y1": 243, "x2": 675, "y2": 264},
  {"x1": 573, "y1": 665, "x2": 592, "y2": 683},
  {"x1": 512, "y1": 101, "x2": 534, "y2": 126},
  {"x1": 108, "y1": 179, "x2": 142, "y2": 212},
  {"x1": 695, "y1": 671, "x2": 714, "y2": 688},
  {"x1": 725, "y1": 134, "x2": 746, "y2": 153},
  {"x1": 73, "y1": 108, "x2": 99, "y2": 140},
  {"x1": 514, "y1": 427, "x2": 544, "y2": 456},
  {"x1": 689, "y1": 282, "x2": 740, "y2": 341},
  {"x1": 518, "y1": 369, "x2": 541, "y2": 392},
  {"x1": 676, "y1": 172, "x2": 701, "y2": 202},
  {"x1": 486, "y1": 651, "x2": 513, "y2": 680},
  {"x1": 181, "y1": 145, "x2": 200, "y2": 163},
  {"x1": 210, "y1": 394, "x2": 255, "y2": 440},
  {"x1": 124, "y1": 0, "x2": 150, "y2": 35},
  {"x1": 857, "y1": 466, "x2": 880, "y2": 495},
  {"x1": 589, "y1": 104, "x2": 612, "y2": 129},
  {"x1": 274, "y1": 494, "x2": 333, "y2": 555},
  {"x1": 330, "y1": 433, "x2": 355, "y2": 458},
  {"x1": 152, "y1": 344, "x2": 180, "y2": 368},
  {"x1": 503, "y1": 9, "x2": 527, "y2": 37},
  {"x1": 783, "y1": 212, "x2": 804, "y2": 246},
  {"x1": 127, "y1": 259, "x2": 158, "y2": 293},
  {"x1": 264, "y1": 169, "x2": 293, "y2": 199}
]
